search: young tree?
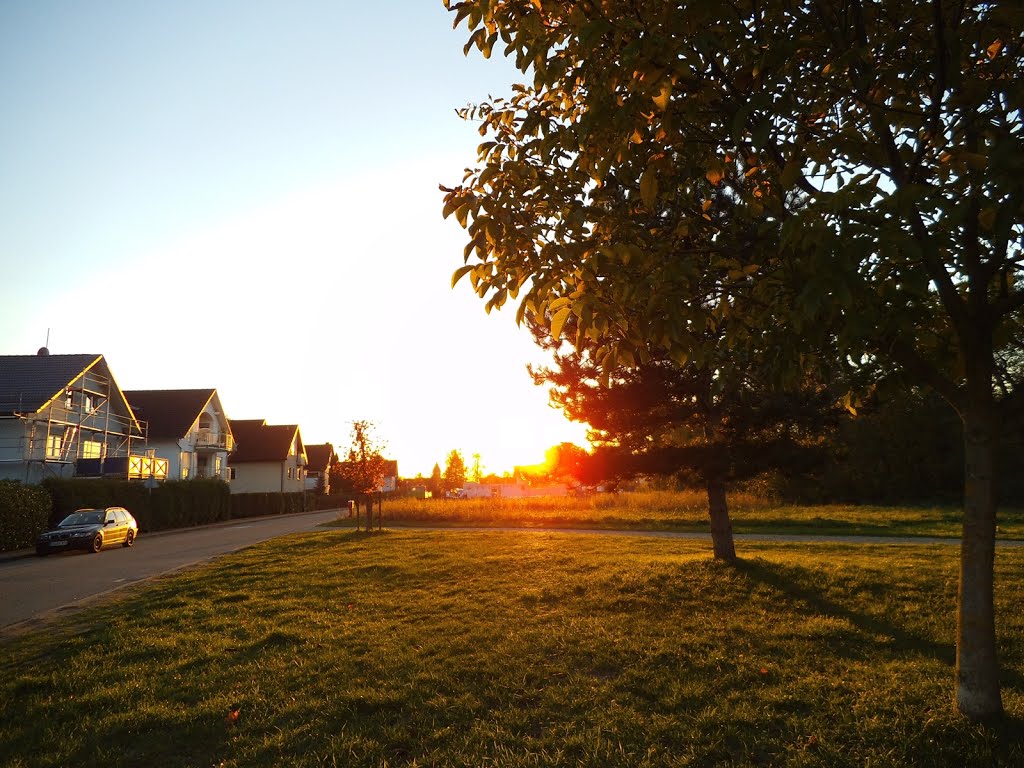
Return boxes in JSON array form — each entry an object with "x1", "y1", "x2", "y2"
[
  {"x1": 428, "y1": 463, "x2": 443, "y2": 499},
  {"x1": 443, "y1": 449, "x2": 467, "y2": 494},
  {"x1": 443, "y1": 0, "x2": 1024, "y2": 720},
  {"x1": 338, "y1": 420, "x2": 388, "y2": 531}
]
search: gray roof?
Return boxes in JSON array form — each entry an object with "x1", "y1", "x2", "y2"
[{"x1": 0, "y1": 354, "x2": 103, "y2": 415}]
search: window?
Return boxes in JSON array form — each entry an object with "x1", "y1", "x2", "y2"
[
  {"x1": 180, "y1": 451, "x2": 192, "y2": 480},
  {"x1": 214, "y1": 456, "x2": 222, "y2": 478},
  {"x1": 46, "y1": 435, "x2": 62, "y2": 459},
  {"x1": 287, "y1": 467, "x2": 293, "y2": 480},
  {"x1": 82, "y1": 441, "x2": 103, "y2": 459},
  {"x1": 228, "y1": 467, "x2": 236, "y2": 480}
]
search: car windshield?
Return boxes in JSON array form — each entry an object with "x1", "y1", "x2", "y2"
[{"x1": 59, "y1": 511, "x2": 104, "y2": 527}]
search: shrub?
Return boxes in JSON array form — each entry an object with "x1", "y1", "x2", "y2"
[{"x1": 0, "y1": 480, "x2": 52, "y2": 552}]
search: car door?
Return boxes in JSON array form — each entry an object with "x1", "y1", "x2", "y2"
[{"x1": 105, "y1": 509, "x2": 125, "y2": 544}]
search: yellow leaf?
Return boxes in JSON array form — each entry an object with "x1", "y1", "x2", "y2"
[
  {"x1": 987, "y1": 39, "x2": 1003, "y2": 60},
  {"x1": 822, "y1": 63, "x2": 832, "y2": 74},
  {"x1": 705, "y1": 168, "x2": 724, "y2": 184},
  {"x1": 702, "y1": 199, "x2": 713, "y2": 212},
  {"x1": 639, "y1": 167, "x2": 658, "y2": 208},
  {"x1": 653, "y1": 80, "x2": 672, "y2": 111},
  {"x1": 550, "y1": 306, "x2": 572, "y2": 340}
]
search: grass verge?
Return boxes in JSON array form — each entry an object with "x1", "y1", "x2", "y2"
[
  {"x1": 1, "y1": 530, "x2": 1022, "y2": 767},
  {"x1": 371, "y1": 490, "x2": 1024, "y2": 540}
]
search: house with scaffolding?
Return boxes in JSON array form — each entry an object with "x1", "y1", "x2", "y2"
[{"x1": 0, "y1": 351, "x2": 167, "y2": 484}]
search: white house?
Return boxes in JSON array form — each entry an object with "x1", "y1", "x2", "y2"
[
  {"x1": 227, "y1": 419, "x2": 307, "y2": 494},
  {"x1": 123, "y1": 389, "x2": 235, "y2": 482},
  {"x1": 0, "y1": 351, "x2": 163, "y2": 483}
]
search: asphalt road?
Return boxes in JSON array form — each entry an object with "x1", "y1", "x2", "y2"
[{"x1": 0, "y1": 509, "x2": 340, "y2": 633}]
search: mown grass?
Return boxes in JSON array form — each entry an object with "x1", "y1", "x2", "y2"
[
  {"x1": 373, "y1": 490, "x2": 1024, "y2": 540},
  {"x1": 1, "y1": 530, "x2": 1022, "y2": 767}
]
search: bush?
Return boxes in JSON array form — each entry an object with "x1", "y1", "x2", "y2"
[{"x1": 0, "y1": 480, "x2": 52, "y2": 552}]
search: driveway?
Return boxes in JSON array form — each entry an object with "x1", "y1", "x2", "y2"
[{"x1": 0, "y1": 509, "x2": 340, "y2": 634}]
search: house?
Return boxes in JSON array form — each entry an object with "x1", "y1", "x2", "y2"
[
  {"x1": 0, "y1": 351, "x2": 165, "y2": 483},
  {"x1": 304, "y1": 443, "x2": 338, "y2": 494},
  {"x1": 227, "y1": 419, "x2": 307, "y2": 494},
  {"x1": 123, "y1": 389, "x2": 235, "y2": 482}
]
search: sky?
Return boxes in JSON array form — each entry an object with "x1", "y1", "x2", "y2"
[{"x1": 0, "y1": 1, "x2": 589, "y2": 478}]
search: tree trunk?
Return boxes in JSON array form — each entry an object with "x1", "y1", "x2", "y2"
[
  {"x1": 706, "y1": 473, "x2": 736, "y2": 561},
  {"x1": 956, "y1": 400, "x2": 1003, "y2": 720},
  {"x1": 703, "y1": 406, "x2": 736, "y2": 561}
]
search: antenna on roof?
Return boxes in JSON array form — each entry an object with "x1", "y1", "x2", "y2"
[{"x1": 37, "y1": 328, "x2": 51, "y2": 356}]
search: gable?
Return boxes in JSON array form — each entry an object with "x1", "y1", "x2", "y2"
[{"x1": 124, "y1": 389, "x2": 216, "y2": 440}]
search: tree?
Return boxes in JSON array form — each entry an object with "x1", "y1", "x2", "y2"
[
  {"x1": 443, "y1": 450, "x2": 467, "y2": 493},
  {"x1": 338, "y1": 420, "x2": 389, "y2": 531},
  {"x1": 443, "y1": 0, "x2": 1024, "y2": 721},
  {"x1": 470, "y1": 453, "x2": 483, "y2": 483},
  {"x1": 428, "y1": 463, "x2": 443, "y2": 499},
  {"x1": 529, "y1": 313, "x2": 839, "y2": 559}
]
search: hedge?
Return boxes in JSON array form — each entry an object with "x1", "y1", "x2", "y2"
[
  {"x1": 229, "y1": 492, "x2": 308, "y2": 519},
  {"x1": 42, "y1": 478, "x2": 231, "y2": 532},
  {"x1": 0, "y1": 480, "x2": 52, "y2": 552}
]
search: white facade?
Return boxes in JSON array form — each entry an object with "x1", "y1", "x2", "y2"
[{"x1": 462, "y1": 481, "x2": 569, "y2": 499}]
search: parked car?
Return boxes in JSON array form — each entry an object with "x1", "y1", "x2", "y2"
[{"x1": 35, "y1": 507, "x2": 139, "y2": 556}]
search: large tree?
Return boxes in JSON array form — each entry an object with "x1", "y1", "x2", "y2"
[{"x1": 442, "y1": 0, "x2": 1023, "y2": 721}]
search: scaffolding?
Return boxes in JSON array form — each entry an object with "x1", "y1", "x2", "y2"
[{"x1": 0, "y1": 366, "x2": 167, "y2": 483}]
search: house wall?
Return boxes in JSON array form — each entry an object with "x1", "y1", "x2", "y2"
[{"x1": 229, "y1": 458, "x2": 306, "y2": 494}]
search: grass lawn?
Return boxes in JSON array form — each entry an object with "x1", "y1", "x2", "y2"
[
  {"x1": 1, "y1": 530, "x2": 1022, "y2": 767},
  {"x1": 372, "y1": 490, "x2": 1024, "y2": 540}
]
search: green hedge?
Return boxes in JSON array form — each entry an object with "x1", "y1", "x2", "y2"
[
  {"x1": 229, "y1": 492, "x2": 307, "y2": 519},
  {"x1": 42, "y1": 478, "x2": 231, "y2": 532},
  {"x1": 0, "y1": 480, "x2": 52, "y2": 552}
]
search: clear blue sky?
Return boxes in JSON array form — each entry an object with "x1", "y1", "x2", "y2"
[{"x1": 0, "y1": 1, "x2": 588, "y2": 477}]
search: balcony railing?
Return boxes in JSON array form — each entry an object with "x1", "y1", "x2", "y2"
[{"x1": 195, "y1": 429, "x2": 234, "y2": 452}]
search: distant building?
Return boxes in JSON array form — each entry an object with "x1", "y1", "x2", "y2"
[{"x1": 304, "y1": 443, "x2": 338, "y2": 494}]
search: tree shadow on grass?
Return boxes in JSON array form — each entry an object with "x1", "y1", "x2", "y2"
[{"x1": 734, "y1": 556, "x2": 955, "y2": 664}]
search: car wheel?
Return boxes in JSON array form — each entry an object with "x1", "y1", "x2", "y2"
[
  {"x1": 91, "y1": 533, "x2": 103, "y2": 553},
  {"x1": 123, "y1": 530, "x2": 135, "y2": 548}
]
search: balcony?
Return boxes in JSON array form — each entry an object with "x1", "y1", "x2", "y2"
[{"x1": 195, "y1": 429, "x2": 234, "y2": 452}]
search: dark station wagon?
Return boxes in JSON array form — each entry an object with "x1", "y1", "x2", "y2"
[{"x1": 36, "y1": 507, "x2": 139, "y2": 555}]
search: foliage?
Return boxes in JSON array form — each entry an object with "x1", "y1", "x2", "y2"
[
  {"x1": 337, "y1": 421, "x2": 389, "y2": 496},
  {"x1": 1, "y1": 532, "x2": 1022, "y2": 767},
  {"x1": 529, "y1": 317, "x2": 840, "y2": 488},
  {"x1": 0, "y1": 480, "x2": 51, "y2": 552},
  {"x1": 443, "y1": 449, "x2": 467, "y2": 491}
]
